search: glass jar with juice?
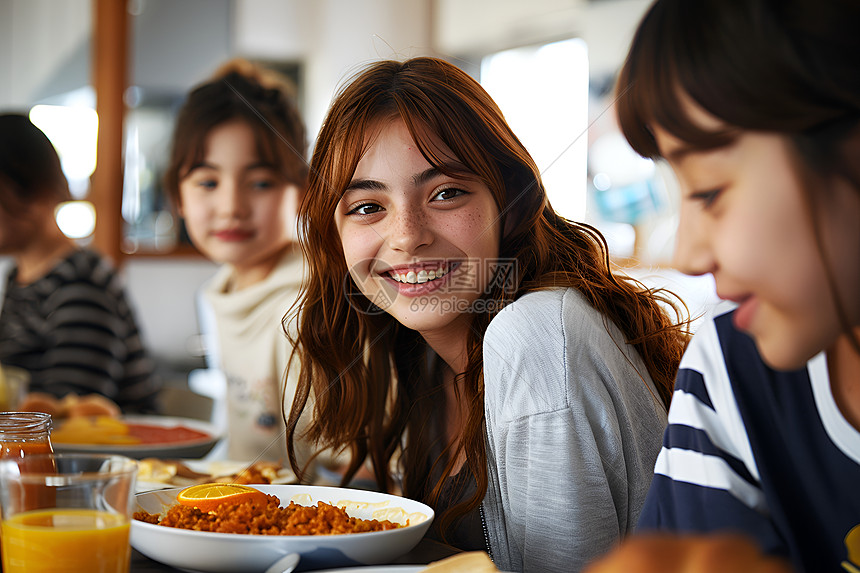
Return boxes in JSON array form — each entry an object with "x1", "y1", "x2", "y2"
[
  {"x1": 0, "y1": 411, "x2": 55, "y2": 468},
  {"x1": 0, "y1": 411, "x2": 56, "y2": 559},
  {"x1": 0, "y1": 411, "x2": 56, "y2": 509}
]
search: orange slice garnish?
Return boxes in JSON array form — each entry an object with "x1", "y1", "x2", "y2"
[{"x1": 176, "y1": 483, "x2": 268, "y2": 512}]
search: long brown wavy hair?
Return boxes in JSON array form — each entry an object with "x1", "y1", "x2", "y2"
[
  {"x1": 615, "y1": 0, "x2": 860, "y2": 354},
  {"x1": 286, "y1": 57, "x2": 688, "y2": 538}
]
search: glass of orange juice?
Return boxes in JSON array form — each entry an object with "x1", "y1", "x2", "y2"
[{"x1": 0, "y1": 453, "x2": 138, "y2": 573}]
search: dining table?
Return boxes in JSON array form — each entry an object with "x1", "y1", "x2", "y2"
[
  {"x1": 36, "y1": 413, "x2": 462, "y2": 572},
  {"x1": 0, "y1": 541, "x2": 457, "y2": 573},
  {"x1": 130, "y1": 537, "x2": 461, "y2": 572}
]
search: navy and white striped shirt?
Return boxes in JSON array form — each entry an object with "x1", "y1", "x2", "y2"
[
  {"x1": 637, "y1": 302, "x2": 860, "y2": 573},
  {"x1": 0, "y1": 249, "x2": 160, "y2": 413}
]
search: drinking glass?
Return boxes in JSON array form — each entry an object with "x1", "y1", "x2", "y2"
[{"x1": 0, "y1": 453, "x2": 138, "y2": 573}]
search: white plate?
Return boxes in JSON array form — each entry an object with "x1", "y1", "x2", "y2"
[
  {"x1": 52, "y1": 415, "x2": 222, "y2": 459},
  {"x1": 131, "y1": 484, "x2": 435, "y2": 573},
  {"x1": 135, "y1": 459, "x2": 298, "y2": 493}
]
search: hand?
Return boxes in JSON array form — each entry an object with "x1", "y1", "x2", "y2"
[{"x1": 584, "y1": 534, "x2": 794, "y2": 573}]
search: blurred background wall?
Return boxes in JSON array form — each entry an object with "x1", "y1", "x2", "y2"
[{"x1": 0, "y1": 0, "x2": 716, "y2": 377}]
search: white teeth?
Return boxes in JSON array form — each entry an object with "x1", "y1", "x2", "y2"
[{"x1": 390, "y1": 266, "x2": 449, "y2": 284}]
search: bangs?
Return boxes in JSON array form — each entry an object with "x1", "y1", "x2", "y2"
[
  {"x1": 251, "y1": 126, "x2": 295, "y2": 182},
  {"x1": 403, "y1": 118, "x2": 478, "y2": 182},
  {"x1": 616, "y1": 0, "x2": 738, "y2": 160},
  {"x1": 330, "y1": 98, "x2": 486, "y2": 197},
  {"x1": 246, "y1": 111, "x2": 308, "y2": 185},
  {"x1": 307, "y1": 57, "x2": 540, "y2": 236},
  {"x1": 395, "y1": 91, "x2": 514, "y2": 213},
  {"x1": 305, "y1": 102, "x2": 382, "y2": 233},
  {"x1": 175, "y1": 129, "x2": 210, "y2": 181}
]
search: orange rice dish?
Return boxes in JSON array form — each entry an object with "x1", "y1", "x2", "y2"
[{"x1": 133, "y1": 493, "x2": 402, "y2": 536}]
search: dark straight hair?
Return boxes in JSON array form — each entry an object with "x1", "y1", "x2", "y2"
[
  {"x1": 0, "y1": 113, "x2": 71, "y2": 214},
  {"x1": 616, "y1": 0, "x2": 860, "y2": 351},
  {"x1": 616, "y1": 0, "x2": 860, "y2": 176}
]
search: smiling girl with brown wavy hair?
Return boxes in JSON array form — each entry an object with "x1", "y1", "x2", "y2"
[{"x1": 286, "y1": 57, "x2": 688, "y2": 572}]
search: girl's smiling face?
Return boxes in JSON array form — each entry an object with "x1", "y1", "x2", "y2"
[
  {"x1": 656, "y1": 101, "x2": 860, "y2": 370},
  {"x1": 178, "y1": 120, "x2": 299, "y2": 288},
  {"x1": 334, "y1": 119, "x2": 501, "y2": 349}
]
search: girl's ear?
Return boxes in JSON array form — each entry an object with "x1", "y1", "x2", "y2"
[{"x1": 502, "y1": 212, "x2": 515, "y2": 238}]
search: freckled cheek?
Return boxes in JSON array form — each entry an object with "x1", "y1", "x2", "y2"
[
  {"x1": 339, "y1": 227, "x2": 380, "y2": 267},
  {"x1": 443, "y1": 211, "x2": 501, "y2": 252}
]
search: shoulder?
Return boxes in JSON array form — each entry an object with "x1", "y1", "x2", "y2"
[
  {"x1": 679, "y1": 301, "x2": 762, "y2": 383},
  {"x1": 67, "y1": 248, "x2": 114, "y2": 275},
  {"x1": 665, "y1": 301, "x2": 767, "y2": 485},
  {"x1": 486, "y1": 287, "x2": 632, "y2": 366},
  {"x1": 483, "y1": 290, "x2": 570, "y2": 413},
  {"x1": 674, "y1": 302, "x2": 749, "y2": 421},
  {"x1": 486, "y1": 287, "x2": 604, "y2": 340},
  {"x1": 483, "y1": 288, "x2": 640, "y2": 416},
  {"x1": 41, "y1": 249, "x2": 128, "y2": 305},
  {"x1": 202, "y1": 264, "x2": 235, "y2": 296},
  {"x1": 52, "y1": 249, "x2": 121, "y2": 289}
]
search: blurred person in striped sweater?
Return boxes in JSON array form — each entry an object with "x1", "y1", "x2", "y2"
[{"x1": 0, "y1": 113, "x2": 160, "y2": 415}]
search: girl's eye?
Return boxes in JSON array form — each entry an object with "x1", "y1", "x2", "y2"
[
  {"x1": 197, "y1": 179, "x2": 217, "y2": 190},
  {"x1": 432, "y1": 187, "x2": 467, "y2": 202},
  {"x1": 250, "y1": 180, "x2": 276, "y2": 191},
  {"x1": 347, "y1": 202, "x2": 383, "y2": 216},
  {"x1": 690, "y1": 188, "x2": 723, "y2": 208}
]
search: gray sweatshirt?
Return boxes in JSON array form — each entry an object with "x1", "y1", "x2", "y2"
[{"x1": 481, "y1": 288, "x2": 668, "y2": 572}]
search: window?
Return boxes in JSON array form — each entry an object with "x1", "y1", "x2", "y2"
[{"x1": 480, "y1": 38, "x2": 589, "y2": 221}]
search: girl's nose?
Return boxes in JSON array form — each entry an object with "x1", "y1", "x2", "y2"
[
  {"x1": 219, "y1": 182, "x2": 250, "y2": 219},
  {"x1": 386, "y1": 207, "x2": 433, "y2": 253},
  {"x1": 671, "y1": 210, "x2": 716, "y2": 276}
]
